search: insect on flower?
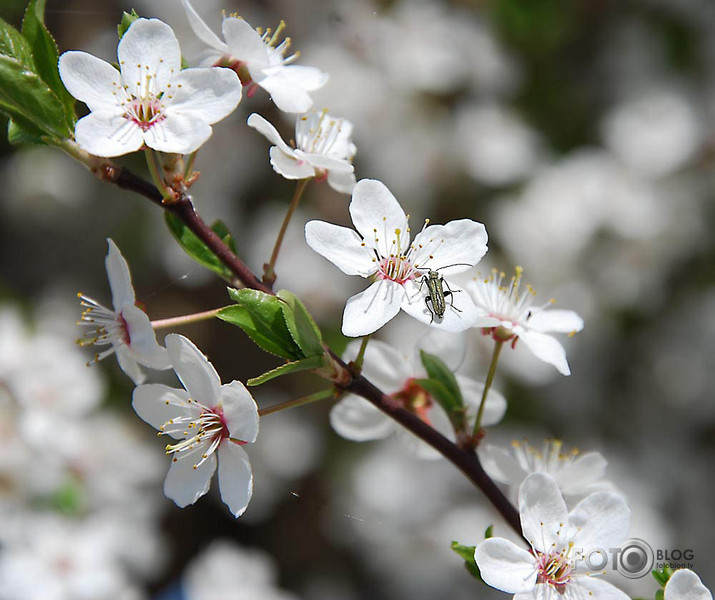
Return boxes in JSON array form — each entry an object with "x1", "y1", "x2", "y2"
[{"x1": 417, "y1": 262, "x2": 474, "y2": 323}]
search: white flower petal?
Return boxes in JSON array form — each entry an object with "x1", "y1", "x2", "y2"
[
  {"x1": 105, "y1": 239, "x2": 135, "y2": 309},
  {"x1": 329, "y1": 394, "x2": 393, "y2": 441},
  {"x1": 479, "y1": 444, "x2": 528, "y2": 486},
  {"x1": 217, "y1": 440, "x2": 253, "y2": 517},
  {"x1": 567, "y1": 491, "x2": 630, "y2": 551},
  {"x1": 414, "y1": 329, "x2": 467, "y2": 373},
  {"x1": 118, "y1": 19, "x2": 181, "y2": 95},
  {"x1": 221, "y1": 17, "x2": 270, "y2": 68},
  {"x1": 269, "y1": 146, "x2": 316, "y2": 179},
  {"x1": 527, "y1": 309, "x2": 584, "y2": 334},
  {"x1": 275, "y1": 65, "x2": 329, "y2": 91},
  {"x1": 164, "y1": 452, "x2": 216, "y2": 507},
  {"x1": 474, "y1": 538, "x2": 537, "y2": 594},
  {"x1": 570, "y1": 575, "x2": 631, "y2": 600},
  {"x1": 259, "y1": 72, "x2": 315, "y2": 113},
  {"x1": 518, "y1": 329, "x2": 571, "y2": 375},
  {"x1": 132, "y1": 383, "x2": 194, "y2": 437},
  {"x1": 401, "y1": 279, "x2": 478, "y2": 332},
  {"x1": 305, "y1": 220, "x2": 377, "y2": 277},
  {"x1": 666, "y1": 570, "x2": 713, "y2": 600},
  {"x1": 327, "y1": 168, "x2": 356, "y2": 194},
  {"x1": 115, "y1": 346, "x2": 144, "y2": 385},
  {"x1": 122, "y1": 305, "x2": 171, "y2": 369},
  {"x1": 165, "y1": 334, "x2": 221, "y2": 407},
  {"x1": 144, "y1": 112, "x2": 212, "y2": 154},
  {"x1": 411, "y1": 219, "x2": 488, "y2": 274},
  {"x1": 58, "y1": 51, "x2": 124, "y2": 113},
  {"x1": 459, "y1": 375, "x2": 507, "y2": 426},
  {"x1": 166, "y1": 67, "x2": 241, "y2": 124},
  {"x1": 343, "y1": 339, "x2": 412, "y2": 393},
  {"x1": 73, "y1": 111, "x2": 144, "y2": 157},
  {"x1": 555, "y1": 452, "x2": 609, "y2": 495},
  {"x1": 220, "y1": 381, "x2": 259, "y2": 444},
  {"x1": 180, "y1": 0, "x2": 228, "y2": 53},
  {"x1": 342, "y1": 280, "x2": 404, "y2": 337},
  {"x1": 246, "y1": 113, "x2": 296, "y2": 155},
  {"x1": 519, "y1": 473, "x2": 568, "y2": 552},
  {"x1": 301, "y1": 152, "x2": 353, "y2": 173},
  {"x1": 349, "y1": 179, "x2": 409, "y2": 255}
]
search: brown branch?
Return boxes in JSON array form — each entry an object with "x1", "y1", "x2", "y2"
[{"x1": 97, "y1": 163, "x2": 522, "y2": 536}]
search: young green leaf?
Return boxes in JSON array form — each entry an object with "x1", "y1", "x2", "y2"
[
  {"x1": 164, "y1": 212, "x2": 237, "y2": 279},
  {"x1": 247, "y1": 355, "x2": 326, "y2": 386},
  {"x1": 484, "y1": 525, "x2": 493, "y2": 539},
  {"x1": 276, "y1": 289, "x2": 324, "y2": 358},
  {"x1": 7, "y1": 118, "x2": 45, "y2": 144},
  {"x1": 0, "y1": 55, "x2": 70, "y2": 139},
  {"x1": 0, "y1": 17, "x2": 34, "y2": 68},
  {"x1": 211, "y1": 219, "x2": 238, "y2": 255},
  {"x1": 420, "y1": 350, "x2": 464, "y2": 408},
  {"x1": 218, "y1": 288, "x2": 303, "y2": 360},
  {"x1": 118, "y1": 10, "x2": 140, "y2": 39},
  {"x1": 22, "y1": 0, "x2": 75, "y2": 127},
  {"x1": 450, "y1": 541, "x2": 483, "y2": 582}
]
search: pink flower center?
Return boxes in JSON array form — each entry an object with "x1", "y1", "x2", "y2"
[
  {"x1": 377, "y1": 256, "x2": 418, "y2": 285},
  {"x1": 124, "y1": 97, "x2": 166, "y2": 131},
  {"x1": 391, "y1": 378, "x2": 433, "y2": 425},
  {"x1": 535, "y1": 550, "x2": 573, "y2": 591}
]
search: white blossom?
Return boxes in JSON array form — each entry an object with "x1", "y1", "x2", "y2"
[
  {"x1": 77, "y1": 239, "x2": 170, "y2": 385},
  {"x1": 665, "y1": 569, "x2": 713, "y2": 600},
  {"x1": 247, "y1": 110, "x2": 356, "y2": 193},
  {"x1": 305, "y1": 179, "x2": 488, "y2": 336},
  {"x1": 331, "y1": 332, "x2": 506, "y2": 457},
  {"x1": 475, "y1": 472, "x2": 631, "y2": 599},
  {"x1": 59, "y1": 18, "x2": 241, "y2": 157},
  {"x1": 181, "y1": 0, "x2": 327, "y2": 113},
  {"x1": 132, "y1": 334, "x2": 259, "y2": 517},
  {"x1": 466, "y1": 267, "x2": 583, "y2": 375}
]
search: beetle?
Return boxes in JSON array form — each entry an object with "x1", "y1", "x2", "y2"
[{"x1": 417, "y1": 263, "x2": 473, "y2": 323}]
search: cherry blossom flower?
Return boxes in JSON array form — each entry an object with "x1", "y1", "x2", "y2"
[
  {"x1": 305, "y1": 179, "x2": 488, "y2": 336},
  {"x1": 466, "y1": 267, "x2": 583, "y2": 375},
  {"x1": 665, "y1": 569, "x2": 713, "y2": 600},
  {"x1": 58, "y1": 18, "x2": 241, "y2": 157},
  {"x1": 181, "y1": 0, "x2": 328, "y2": 113},
  {"x1": 247, "y1": 110, "x2": 356, "y2": 193},
  {"x1": 479, "y1": 439, "x2": 613, "y2": 503},
  {"x1": 132, "y1": 334, "x2": 259, "y2": 517},
  {"x1": 331, "y1": 332, "x2": 506, "y2": 457},
  {"x1": 77, "y1": 239, "x2": 170, "y2": 385},
  {"x1": 475, "y1": 472, "x2": 631, "y2": 599}
]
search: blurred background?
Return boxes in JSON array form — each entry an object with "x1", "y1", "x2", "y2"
[{"x1": 0, "y1": 0, "x2": 714, "y2": 597}]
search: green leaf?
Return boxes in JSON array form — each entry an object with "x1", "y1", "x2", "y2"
[
  {"x1": 0, "y1": 17, "x2": 35, "y2": 68},
  {"x1": 118, "y1": 10, "x2": 140, "y2": 39},
  {"x1": 484, "y1": 525, "x2": 493, "y2": 539},
  {"x1": 0, "y1": 54, "x2": 70, "y2": 139},
  {"x1": 276, "y1": 289, "x2": 324, "y2": 358},
  {"x1": 7, "y1": 118, "x2": 45, "y2": 144},
  {"x1": 165, "y1": 212, "x2": 235, "y2": 279},
  {"x1": 218, "y1": 288, "x2": 303, "y2": 360},
  {"x1": 22, "y1": 0, "x2": 75, "y2": 127},
  {"x1": 420, "y1": 350, "x2": 464, "y2": 408},
  {"x1": 652, "y1": 567, "x2": 674, "y2": 587},
  {"x1": 655, "y1": 591, "x2": 664, "y2": 600},
  {"x1": 450, "y1": 541, "x2": 483, "y2": 582},
  {"x1": 247, "y1": 355, "x2": 325, "y2": 386}
]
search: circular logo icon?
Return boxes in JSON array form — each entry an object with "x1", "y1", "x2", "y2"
[{"x1": 616, "y1": 538, "x2": 654, "y2": 579}]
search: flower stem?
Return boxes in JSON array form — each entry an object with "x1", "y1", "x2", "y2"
[
  {"x1": 352, "y1": 334, "x2": 371, "y2": 374},
  {"x1": 263, "y1": 178, "x2": 310, "y2": 287},
  {"x1": 150, "y1": 308, "x2": 223, "y2": 330},
  {"x1": 258, "y1": 388, "x2": 334, "y2": 417},
  {"x1": 144, "y1": 149, "x2": 173, "y2": 203},
  {"x1": 473, "y1": 339, "x2": 504, "y2": 437}
]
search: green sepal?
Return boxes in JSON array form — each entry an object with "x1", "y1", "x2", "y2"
[
  {"x1": 0, "y1": 54, "x2": 70, "y2": 140},
  {"x1": 165, "y1": 212, "x2": 241, "y2": 280},
  {"x1": 484, "y1": 525, "x2": 493, "y2": 539},
  {"x1": 276, "y1": 289, "x2": 324, "y2": 358},
  {"x1": 22, "y1": 0, "x2": 75, "y2": 128},
  {"x1": 247, "y1": 354, "x2": 326, "y2": 386},
  {"x1": 450, "y1": 541, "x2": 483, "y2": 582},
  {"x1": 0, "y1": 16, "x2": 34, "y2": 68},
  {"x1": 218, "y1": 288, "x2": 303, "y2": 360},
  {"x1": 118, "y1": 10, "x2": 140, "y2": 39}
]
